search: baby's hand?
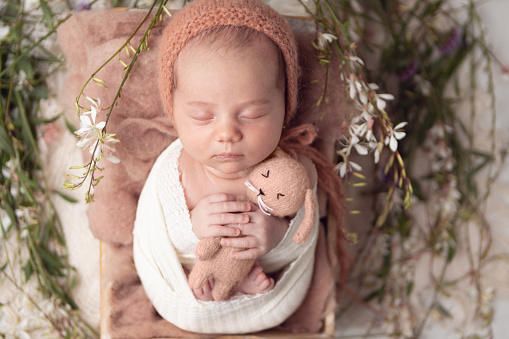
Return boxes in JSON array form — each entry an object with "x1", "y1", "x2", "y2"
[
  {"x1": 190, "y1": 193, "x2": 251, "y2": 239},
  {"x1": 220, "y1": 204, "x2": 289, "y2": 260}
]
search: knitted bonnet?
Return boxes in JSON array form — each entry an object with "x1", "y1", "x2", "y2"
[{"x1": 158, "y1": 0, "x2": 300, "y2": 126}]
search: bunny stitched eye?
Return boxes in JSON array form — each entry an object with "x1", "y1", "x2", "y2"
[
  {"x1": 261, "y1": 170, "x2": 270, "y2": 178},
  {"x1": 276, "y1": 193, "x2": 285, "y2": 200}
]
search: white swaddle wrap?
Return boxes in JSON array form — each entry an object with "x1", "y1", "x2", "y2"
[{"x1": 133, "y1": 139, "x2": 319, "y2": 334}]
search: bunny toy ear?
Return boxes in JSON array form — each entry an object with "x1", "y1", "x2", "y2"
[{"x1": 293, "y1": 189, "x2": 316, "y2": 244}]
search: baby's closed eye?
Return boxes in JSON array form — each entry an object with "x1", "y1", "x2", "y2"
[
  {"x1": 240, "y1": 110, "x2": 268, "y2": 120},
  {"x1": 189, "y1": 111, "x2": 214, "y2": 122}
]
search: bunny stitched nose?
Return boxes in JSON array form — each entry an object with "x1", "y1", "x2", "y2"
[{"x1": 245, "y1": 179, "x2": 273, "y2": 216}]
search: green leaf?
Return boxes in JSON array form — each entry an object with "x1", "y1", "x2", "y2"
[
  {"x1": 37, "y1": 246, "x2": 65, "y2": 276},
  {"x1": 70, "y1": 275, "x2": 77, "y2": 290},
  {"x1": 64, "y1": 117, "x2": 77, "y2": 135},
  {"x1": 39, "y1": 0, "x2": 54, "y2": 29},
  {"x1": 434, "y1": 301, "x2": 453, "y2": 318},
  {"x1": 52, "y1": 189, "x2": 78, "y2": 203},
  {"x1": 15, "y1": 168, "x2": 40, "y2": 190},
  {"x1": 15, "y1": 91, "x2": 37, "y2": 158},
  {"x1": 30, "y1": 113, "x2": 61, "y2": 125},
  {"x1": 446, "y1": 241, "x2": 456, "y2": 263},
  {"x1": 19, "y1": 200, "x2": 35, "y2": 207},
  {"x1": 42, "y1": 218, "x2": 54, "y2": 245},
  {"x1": 0, "y1": 262, "x2": 7, "y2": 273},
  {"x1": 0, "y1": 124, "x2": 15, "y2": 157},
  {"x1": 363, "y1": 288, "x2": 382, "y2": 303},
  {"x1": 23, "y1": 261, "x2": 33, "y2": 282},
  {"x1": 29, "y1": 84, "x2": 49, "y2": 100},
  {"x1": 406, "y1": 281, "x2": 414, "y2": 296}
]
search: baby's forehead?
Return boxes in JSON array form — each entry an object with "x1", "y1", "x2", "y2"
[
  {"x1": 179, "y1": 26, "x2": 279, "y2": 59},
  {"x1": 174, "y1": 27, "x2": 285, "y2": 89}
]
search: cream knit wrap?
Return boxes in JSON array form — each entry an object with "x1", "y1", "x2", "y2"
[{"x1": 133, "y1": 140, "x2": 319, "y2": 334}]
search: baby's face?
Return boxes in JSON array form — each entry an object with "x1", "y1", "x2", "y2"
[{"x1": 172, "y1": 38, "x2": 285, "y2": 179}]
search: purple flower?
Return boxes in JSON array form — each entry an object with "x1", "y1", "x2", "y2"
[
  {"x1": 439, "y1": 27, "x2": 461, "y2": 55},
  {"x1": 397, "y1": 60, "x2": 419, "y2": 82},
  {"x1": 77, "y1": 1, "x2": 91, "y2": 11},
  {"x1": 381, "y1": 168, "x2": 392, "y2": 184}
]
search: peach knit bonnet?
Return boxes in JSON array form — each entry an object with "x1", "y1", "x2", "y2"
[{"x1": 158, "y1": 0, "x2": 300, "y2": 126}]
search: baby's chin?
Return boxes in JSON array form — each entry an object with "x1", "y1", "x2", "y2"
[{"x1": 203, "y1": 164, "x2": 248, "y2": 180}]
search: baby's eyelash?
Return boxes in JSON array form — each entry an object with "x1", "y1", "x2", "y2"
[
  {"x1": 277, "y1": 193, "x2": 285, "y2": 200},
  {"x1": 261, "y1": 170, "x2": 270, "y2": 178}
]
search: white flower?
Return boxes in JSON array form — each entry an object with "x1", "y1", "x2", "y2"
[
  {"x1": 375, "y1": 93, "x2": 394, "y2": 111},
  {"x1": 441, "y1": 179, "x2": 461, "y2": 219},
  {"x1": 350, "y1": 105, "x2": 375, "y2": 141},
  {"x1": 88, "y1": 138, "x2": 120, "y2": 163},
  {"x1": 0, "y1": 210, "x2": 10, "y2": 234},
  {"x1": 0, "y1": 24, "x2": 9, "y2": 41},
  {"x1": 335, "y1": 159, "x2": 362, "y2": 178},
  {"x1": 75, "y1": 97, "x2": 120, "y2": 164},
  {"x1": 75, "y1": 97, "x2": 104, "y2": 139},
  {"x1": 347, "y1": 74, "x2": 364, "y2": 100},
  {"x1": 318, "y1": 32, "x2": 337, "y2": 48},
  {"x1": 429, "y1": 177, "x2": 461, "y2": 221},
  {"x1": 75, "y1": 114, "x2": 105, "y2": 139},
  {"x1": 1, "y1": 159, "x2": 14, "y2": 179},
  {"x1": 23, "y1": 0, "x2": 39, "y2": 11},
  {"x1": 368, "y1": 140, "x2": 381, "y2": 164},
  {"x1": 348, "y1": 55, "x2": 365, "y2": 66},
  {"x1": 338, "y1": 134, "x2": 369, "y2": 158},
  {"x1": 385, "y1": 122, "x2": 408, "y2": 152},
  {"x1": 424, "y1": 124, "x2": 456, "y2": 173},
  {"x1": 15, "y1": 70, "x2": 32, "y2": 90}
]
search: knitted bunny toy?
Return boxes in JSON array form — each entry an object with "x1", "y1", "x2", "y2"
[{"x1": 188, "y1": 148, "x2": 316, "y2": 301}]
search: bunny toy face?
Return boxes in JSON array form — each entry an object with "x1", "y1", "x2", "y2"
[
  {"x1": 245, "y1": 148, "x2": 316, "y2": 245},
  {"x1": 245, "y1": 148, "x2": 310, "y2": 218}
]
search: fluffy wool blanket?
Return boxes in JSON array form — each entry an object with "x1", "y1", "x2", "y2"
[{"x1": 57, "y1": 8, "x2": 345, "y2": 337}]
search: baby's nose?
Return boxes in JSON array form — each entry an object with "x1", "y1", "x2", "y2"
[{"x1": 215, "y1": 120, "x2": 242, "y2": 143}]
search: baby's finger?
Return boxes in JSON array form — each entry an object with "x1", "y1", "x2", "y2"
[
  {"x1": 210, "y1": 212, "x2": 249, "y2": 225},
  {"x1": 210, "y1": 200, "x2": 252, "y2": 214},
  {"x1": 229, "y1": 247, "x2": 261, "y2": 260},
  {"x1": 221, "y1": 236, "x2": 258, "y2": 250},
  {"x1": 205, "y1": 193, "x2": 237, "y2": 203},
  {"x1": 207, "y1": 225, "x2": 241, "y2": 238}
]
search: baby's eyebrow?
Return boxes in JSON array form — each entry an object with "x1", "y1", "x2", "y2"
[
  {"x1": 242, "y1": 99, "x2": 270, "y2": 106},
  {"x1": 186, "y1": 101, "x2": 213, "y2": 107},
  {"x1": 186, "y1": 99, "x2": 270, "y2": 108}
]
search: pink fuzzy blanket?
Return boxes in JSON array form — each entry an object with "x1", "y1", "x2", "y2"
[{"x1": 58, "y1": 9, "x2": 345, "y2": 337}]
